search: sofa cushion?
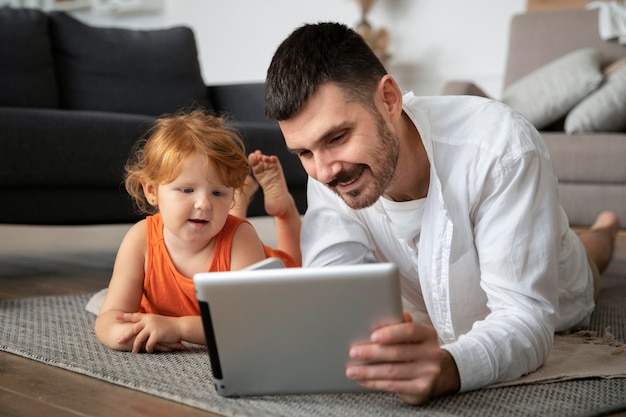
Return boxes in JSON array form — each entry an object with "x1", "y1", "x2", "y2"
[
  {"x1": 501, "y1": 48, "x2": 603, "y2": 130},
  {"x1": 565, "y1": 59, "x2": 626, "y2": 133},
  {"x1": 48, "y1": 11, "x2": 210, "y2": 116},
  {"x1": 0, "y1": 7, "x2": 59, "y2": 108}
]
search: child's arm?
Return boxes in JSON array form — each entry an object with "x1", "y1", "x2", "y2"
[
  {"x1": 113, "y1": 312, "x2": 204, "y2": 353},
  {"x1": 229, "y1": 221, "x2": 269, "y2": 271},
  {"x1": 94, "y1": 221, "x2": 151, "y2": 351},
  {"x1": 95, "y1": 221, "x2": 202, "y2": 352}
]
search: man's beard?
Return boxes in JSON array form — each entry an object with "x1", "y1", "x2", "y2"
[{"x1": 328, "y1": 112, "x2": 399, "y2": 209}]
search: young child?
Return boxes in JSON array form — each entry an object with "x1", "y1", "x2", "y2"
[{"x1": 94, "y1": 110, "x2": 301, "y2": 353}]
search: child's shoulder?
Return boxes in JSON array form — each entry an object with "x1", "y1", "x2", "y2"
[
  {"x1": 113, "y1": 219, "x2": 148, "y2": 263},
  {"x1": 121, "y1": 218, "x2": 148, "y2": 245}
]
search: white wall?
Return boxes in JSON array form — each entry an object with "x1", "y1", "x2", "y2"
[{"x1": 74, "y1": 0, "x2": 526, "y2": 98}]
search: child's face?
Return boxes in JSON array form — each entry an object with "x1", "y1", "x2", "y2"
[{"x1": 148, "y1": 152, "x2": 234, "y2": 247}]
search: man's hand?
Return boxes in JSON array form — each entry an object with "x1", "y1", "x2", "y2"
[
  {"x1": 115, "y1": 312, "x2": 186, "y2": 353},
  {"x1": 345, "y1": 312, "x2": 460, "y2": 404}
]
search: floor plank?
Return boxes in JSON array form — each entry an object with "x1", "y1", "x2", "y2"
[{"x1": 0, "y1": 353, "x2": 216, "y2": 417}]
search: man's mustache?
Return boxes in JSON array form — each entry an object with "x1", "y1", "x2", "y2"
[{"x1": 327, "y1": 166, "x2": 365, "y2": 188}]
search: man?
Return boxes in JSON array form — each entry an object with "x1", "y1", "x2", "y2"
[{"x1": 264, "y1": 22, "x2": 620, "y2": 404}]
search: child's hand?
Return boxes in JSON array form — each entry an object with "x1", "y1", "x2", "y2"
[{"x1": 115, "y1": 312, "x2": 186, "y2": 353}]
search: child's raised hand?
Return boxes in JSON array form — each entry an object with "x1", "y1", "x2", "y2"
[{"x1": 115, "y1": 312, "x2": 186, "y2": 353}]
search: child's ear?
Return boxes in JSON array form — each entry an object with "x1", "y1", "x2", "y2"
[{"x1": 141, "y1": 180, "x2": 158, "y2": 206}]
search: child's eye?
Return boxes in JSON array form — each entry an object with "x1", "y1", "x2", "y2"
[
  {"x1": 212, "y1": 190, "x2": 224, "y2": 197},
  {"x1": 181, "y1": 188, "x2": 194, "y2": 194}
]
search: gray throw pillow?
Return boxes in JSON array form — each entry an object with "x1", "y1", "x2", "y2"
[
  {"x1": 48, "y1": 11, "x2": 210, "y2": 116},
  {"x1": 0, "y1": 7, "x2": 59, "y2": 108},
  {"x1": 565, "y1": 59, "x2": 626, "y2": 133},
  {"x1": 501, "y1": 48, "x2": 603, "y2": 130}
]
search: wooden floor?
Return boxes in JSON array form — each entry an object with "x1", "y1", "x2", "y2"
[{"x1": 1, "y1": 223, "x2": 625, "y2": 417}]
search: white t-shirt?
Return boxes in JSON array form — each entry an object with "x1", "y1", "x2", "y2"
[{"x1": 300, "y1": 93, "x2": 594, "y2": 391}]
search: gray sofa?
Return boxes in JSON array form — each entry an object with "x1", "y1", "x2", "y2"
[
  {"x1": 0, "y1": 7, "x2": 307, "y2": 225},
  {"x1": 443, "y1": 8, "x2": 626, "y2": 227}
]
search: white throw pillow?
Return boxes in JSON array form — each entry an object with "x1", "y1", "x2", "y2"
[
  {"x1": 502, "y1": 48, "x2": 603, "y2": 129},
  {"x1": 565, "y1": 59, "x2": 626, "y2": 133}
]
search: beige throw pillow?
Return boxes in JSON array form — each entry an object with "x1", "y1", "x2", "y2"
[
  {"x1": 565, "y1": 60, "x2": 626, "y2": 133},
  {"x1": 501, "y1": 48, "x2": 603, "y2": 129}
]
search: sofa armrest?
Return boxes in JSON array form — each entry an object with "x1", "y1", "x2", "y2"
[{"x1": 441, "y1": 80, "x2": 491, "y2": 98}]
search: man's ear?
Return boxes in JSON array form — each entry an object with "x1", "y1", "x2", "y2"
[
  {"x1": 375, "y1": 75, "x2": 403, "y2": 122},
  {"x1": 142, "y1": 180, "x2": 158, "y2": 206}
]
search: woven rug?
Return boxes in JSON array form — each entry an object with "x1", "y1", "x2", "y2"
[{"x1": 1, "y1": 277, "x2": 626, "y2": 417}]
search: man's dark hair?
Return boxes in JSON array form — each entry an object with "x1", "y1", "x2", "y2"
[{"x1": 265, "y1": 22, "x2": 387, "y2": 121}]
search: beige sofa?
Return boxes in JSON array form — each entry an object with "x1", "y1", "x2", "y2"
[{"x1": 443, "y1": 8, "x2": 626, "y2": 227}]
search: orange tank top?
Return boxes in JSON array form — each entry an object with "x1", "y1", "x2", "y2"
[{"x1": 140, "y1": 213, "x2": 298, "y2": 316}]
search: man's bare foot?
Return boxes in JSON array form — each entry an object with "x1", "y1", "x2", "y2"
[
  {"x1": 230, "y1": 175, "x2": 259, "y2": 219},
  {"x1": 590, "y1": 211, "x2": 620, "y2": 237},
  {"x1": 579, "y1": 211, "x2": 620, "y2": 274},
  {"x1": 249, "y1": 150, "x2": 296, "y2": 219}
]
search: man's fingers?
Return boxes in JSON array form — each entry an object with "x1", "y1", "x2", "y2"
[
  {"x1": 347, "y1": 360, "x2": 441, "y2": 381},
  {"x1": 371, "y1": 321, "x2": 439, "y2": 345},
  {"x1": 350, "y1": 339, "x2": 442, "y2": 363},
  {"x1": 354, "y1": 377, "x2": 433, "y2": 404},
  {"x1": 346, "y1": 362, "x2": 441, "y2": 405}
]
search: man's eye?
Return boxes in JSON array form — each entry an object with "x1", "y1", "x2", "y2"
[
  {"x1": 299, "y1": 150, "x2": 312, "y2": 159},
  {"x1": 329, "y1": 134, "x2": 345, "y2": 144}
]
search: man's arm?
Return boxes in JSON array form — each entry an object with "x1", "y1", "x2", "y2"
[
  {"x1": 445, "y1": 131, "x2": 561, "y2": 391},
  {"x1": 301, "y1": 178, "x2": 373, "y2": 267}
]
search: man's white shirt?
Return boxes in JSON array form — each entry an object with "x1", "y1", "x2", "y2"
[{"x1": 300, "y1": 93, "x2": 594, "y2": 391}]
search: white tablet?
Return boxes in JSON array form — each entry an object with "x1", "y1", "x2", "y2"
[{"x1": 193, "y1": 259, "x2": 402, "y2": 397}]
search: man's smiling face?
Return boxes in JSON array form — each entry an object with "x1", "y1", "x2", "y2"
[{"x1": 279, "y1": 82, "x2": 399, "y2": 209}]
